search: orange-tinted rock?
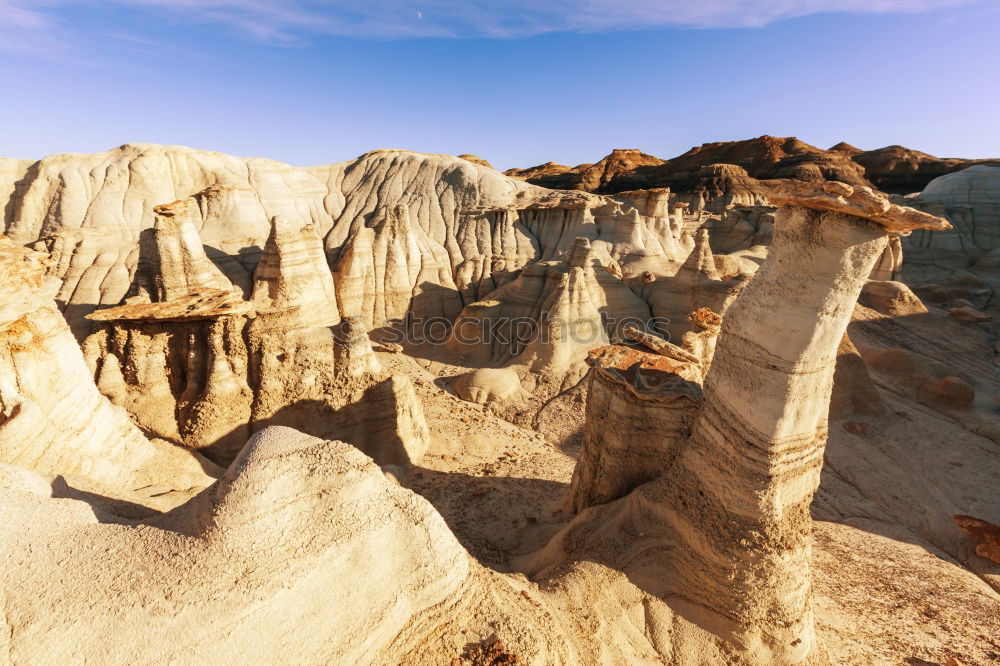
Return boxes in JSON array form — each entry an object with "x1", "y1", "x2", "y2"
[
  {"x1": 688, "y1": 307, "x2": 722, "y2": 329},
  {"x1": 954, "y1": 514, "x2": 1000, "y2": 564},
  {"x1": 507, "y1": 149, "x2": 664, "y2": 193},
  {"x1": 569, "y1": 345, "x2": 702, "y2": 512},
  {"x1": 86, "y1": 288, "x2": 252, "y2": 322},
  {"x1": 760, "y1": 180, "x2": 951, "y2": 233},
  {"x1": 587, "y1": 343, "x2": 702, "y2": 389},
  {"x1": 458, "y1": 154, "x2": 494, "y2": 169}
]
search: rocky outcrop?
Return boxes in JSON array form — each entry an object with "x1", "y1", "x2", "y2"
[
  {"x1": 623, "y1": 324, "x2": 700, "y2": 364},
  {"x1": 457, "y1": 154, "x2": 494, "y2": 169},
  {"x1": 3, "y1": 144, "x2": 698, "y2": 336},
  {"x1": 0, "y1": 135, "x2": 993, "y2": 665},
  {"x1": 129, "y1": 199, "x2": 238, "y2": 302},
  {"x1": 452, "y1": 367, "x2": 521, "y2": 404},
  {"x1": 954, "y1": 515, "x2": 1000, "y2": 564},
  {"x1": 332, "y1": 316, "x2": 381, "y2": 377},
  {"x1": 568, "y1": 345, "x2": 701, "y2": 513},
  {"x1": 449, "y1": 237, "x2": 652, "y2": 373},
  {"x1": 507, "y1": 138, "x2": 871, "y2": 196},
  {"x1": 506, "y1": 137, "x2": 872, "y2": 201},
  {"x1": 664, "y1": 163, "x2": 773, "y2": 212},
  {"x1": 88, "y1": 288, "x2": 252, "y2": 321},
  {"x1": 506, "y1": 138, "x2": 1000, "y2": 214},
  {"x1": 761, "y1": 179, "x2": 951, "y2": 233},
  {"x1": 664, "y1": 136, "x2": 871, "y2": 188},
  {"x1": 503, "y1": 160, "x2": 577, "y2": 183},
  {"x1": 859, "y1": 280, "x2": 928, "y2": 317},
  {"x1": 251, "y1": 215, "x2": 339, "y2": 323},
  {"x1": 640, "y1": 228, "x2": 746, "y2": 340},
  {"x1": 528, "y1": 183, "x2": 951, "y2": 664},
  {"x1": 328, "y1": 375, "x2": 430, "y2": 466},
  {"x1": 509, "y1": 149, "x2": 666, "y2": 193},
  {"x1": 0, "y1": 237, "x2": 214, "y2": 509},
  {"x1": 82, "y1": 214, "x2": 394, "y2": 465},
  {"x1": 904, "y1": 165, "x2": 1000, "y2": 279},
  {"x1": 869, "y1": 234, "x2": 903, "y2": 281},
  {"x1": 334, "y1": 203, "x2": 462, "y2": 331},
  {"x1": 0, "y1": 426, "x2": 557, "y2": 664}
]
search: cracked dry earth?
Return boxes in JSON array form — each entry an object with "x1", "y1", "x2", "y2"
[{"x1": 1, "y1": 144, "x2": 1000, "y2": 665}]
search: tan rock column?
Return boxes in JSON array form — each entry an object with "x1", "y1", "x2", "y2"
[{"x1": 658, "y1": 182, "x2": 951, "y2": 662}]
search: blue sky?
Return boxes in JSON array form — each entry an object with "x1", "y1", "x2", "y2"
[{"x1": 1, "y1": 0, "x2": 998, "y2": 170}]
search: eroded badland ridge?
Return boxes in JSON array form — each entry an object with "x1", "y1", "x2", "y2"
[{"x1": 1, "y1": 139, "x2": 1000, "y2": 665}]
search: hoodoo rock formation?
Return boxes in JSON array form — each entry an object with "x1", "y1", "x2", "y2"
[
  {"x1": 2, "y1": 142, "x2": 999, "y2": 665},
  {"x1": 130, "y1": 199, "x2": 239, "y2": 303},
  {"x1": 80, "y1": 202, "x2": 427, "y2": 466},
  {"x1": 535, "y1": 182, "x2": 952, "y2": 663},
  {"x1": 251, "y1": 215, "x2": 339, "y2": 320}
]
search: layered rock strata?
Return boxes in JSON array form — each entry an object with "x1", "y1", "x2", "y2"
[
  {"x1": 2, "y1": 144, "x2": 704, "y2": 335},
  {"x1": 568, "y1": 345, "x2": 701, "y2": 513},
  {"x1": 641, "y1": 229, "x2": 746, "y2": 340},
  {"x1": 334, "y1": 203, "x2": 462, "y2": 331},
  {"x1": 251, "y1": 215, "x2": 339, "y2": 323},
  {"x1": 448, "y1": 237, "x2": 651, "y2": 373},
  {"x1": 83, "y1": 212, "x2": 408, "y2": 465},
  {"x1": 529, "y1": 183, "x2": 951, "y2": 664},
  {"x1": 129, "y1": 199, "x2": 237, "y2": 302},
  {"x1": 0, "y1": 237, "x2": 214, "y2": 509}
]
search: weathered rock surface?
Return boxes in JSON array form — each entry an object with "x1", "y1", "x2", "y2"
[
  {"x1": 2, "y1": 144, "x2": 696, "y2": 335},
  {"x1": 0, "y1": 427, "x2": 555, "y2": 664},
  {"x1": 449, "y1": 237, "x2": 652, "y2": 374},
  {"x1": 251, "y1": 215, "x2": 339, "y2": 323},
  {"x1": 88, "y1": 287, "x2": 252, "y2": 321},
  {"x1": 508, "y1": 137, "x2": 1000, "y2": 199},
  {"x1": 954, "y1": 514, "x2": 1000, "y2": 564},
  {"x1": 568, "y1": 345, "x2": 700, "y2": 513},
  {"x1": 130, "y1": 199, "x2": 238, "y2": 303},
  {"x1": 507, "y1": 137, "x2": 871, "y2": 198},
  {"x1": 335, "y1": 203, "x2": 462, "y2": 330},
  {"x1": 761, "y1": 179, "x2": 952, "y2": 233},
  {"x1": 904, "y1": 165, "x2": 1000, "y2": 279},
  {"x1": 859, "y1": 280, "x2": 928, "y2": 317},
  {"x1": 639, "y1": 228, "x2": 746, "y2": 340},
  {"x1": 0, "y1": 237, "x2": 214, "y2": 509},
  {"x1": 528, "y1": 184, "x2": 952, "y2": 664},
  {"x1": 452, "y1": 367, "x2": 521, "y2": 404},
  {"x1": 506, "y1": 148, "x2": 665, "y2": 193}
]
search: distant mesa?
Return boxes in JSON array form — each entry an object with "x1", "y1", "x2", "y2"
[{"x1": 506, "y1": 135, "x2": 1000, "y2": 197}]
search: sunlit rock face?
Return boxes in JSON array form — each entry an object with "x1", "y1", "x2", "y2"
[
  {"x1": 0, "y1": 236, "x2": 214, "y2": 510},
  {"x1": 1, "y1": 144, "x2": 702, "y2": 338}
]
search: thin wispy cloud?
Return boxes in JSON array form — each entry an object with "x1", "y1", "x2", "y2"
[{"x1": 0, "y1": 0, "x2": 988, "y2": 51}]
